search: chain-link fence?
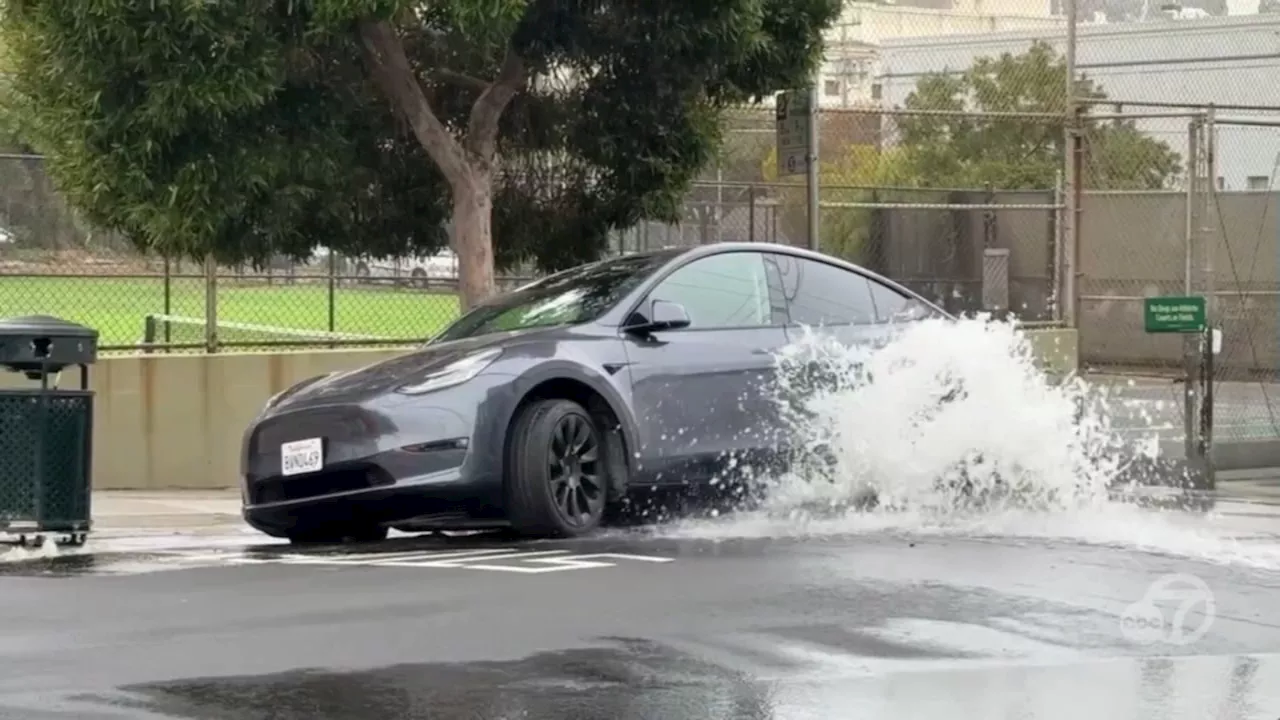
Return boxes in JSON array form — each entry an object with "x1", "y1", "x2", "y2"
[
  {"x1": 815, "y1": 108, "x2": 1063, "y2": 323},
  {"x1": 1072, "y1": 108, "x2": 1205, "y2": 463},
  {"x1": 0, "y1": 155, "x2": 552, "y2": 353},
  {"x1": 643, "y1": 105, "x2": 1068, "y2": 324},
  {"x1": 1074, "y1": 103, "x2": 1280, "y2": 463},
  {"x1": 1076, "y1": 109, "x2": 1198, "y2": 375},
  {"x1": 1200, "y1": 113, "x2": 1280, "y2": 447}
]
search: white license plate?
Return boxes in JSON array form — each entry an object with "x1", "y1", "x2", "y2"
[{"x1": 280, "y1": 437, "x2": 324, "y2": 477}]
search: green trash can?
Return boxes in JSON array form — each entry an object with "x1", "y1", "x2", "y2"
[{"x1": 0, "y1": 315, "x2": 97, "y2": 546}]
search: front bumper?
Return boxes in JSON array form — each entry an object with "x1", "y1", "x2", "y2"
[{"x1": 240, "y1": 375, "x2": 518, "y2": 536}]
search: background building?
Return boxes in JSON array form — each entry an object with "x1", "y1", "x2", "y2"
[{"x1": 819, "y1": 0, "x2": 1065, "y2": 106}]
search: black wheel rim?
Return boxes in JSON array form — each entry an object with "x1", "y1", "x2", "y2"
[{"x1": 547, "y1": 412, "x2": 604, "y2": 527}]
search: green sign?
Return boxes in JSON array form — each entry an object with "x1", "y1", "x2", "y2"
[{"x1": 1144, "y1": 295, "x2": 1206, "y2": 333}]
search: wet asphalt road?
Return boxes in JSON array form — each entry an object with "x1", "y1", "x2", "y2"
[{"x1": 4, "y1": 513, "x2": 1280, "y2": 720}]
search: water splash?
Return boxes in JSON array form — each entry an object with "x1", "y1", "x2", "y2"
[
  {"x1": 656, "y1": 317, "x2": 1280, "y2": 568},
  {"x1": 762, "y1": 317, "x2": 1133, "y2": 516}
]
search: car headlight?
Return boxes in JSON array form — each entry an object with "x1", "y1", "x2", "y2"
[{"x1": 396, "y1": 348, "x2": 502, "y2": 396}]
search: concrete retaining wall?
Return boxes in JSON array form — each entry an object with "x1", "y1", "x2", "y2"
[{"x1": 0, "y1": 329, "x2": 1079, "y2": 491}]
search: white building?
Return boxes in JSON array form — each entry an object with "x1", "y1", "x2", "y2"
[
  {"x1": 875, "y1": 14, "x2": 1280, "y2": 189},
  {"x1": 767, "y1": 0, "x2": 1068, "y2": 108}
]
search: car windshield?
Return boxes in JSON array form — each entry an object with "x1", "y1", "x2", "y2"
[{"x1": 430, "y1": 252, "x2": 673, "y2": 342}]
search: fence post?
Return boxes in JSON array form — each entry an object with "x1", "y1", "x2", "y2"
[
  {"x1": 143, "y1": 315, "x2": 156, "y2": 355},
  {"x1": 1049, "y1": 169, "x2": 1062, "y2": 321},
  {"x1": 1201, "y1": 105, "x2": 1218, "y2": 488},
  {"x1": 1184, "y1": 116, "x2": 1201, "y2": 473},
  {"x1": 805, "y1": 84, "x2": 820, "y2": 252},
  {"x1": 1203, "y1": 105, "x2": 1218, "y2": 352},
  {"x1": 1062, "y1": 109, "x2": 1083, "y2": 329},
  {"x1": 162, "y1": 254, "x2": 173, "y2": 349},
  {"x1": 203, "y1": 253, "x2": 218, "y2": 353},
  {"x1": 1062, "y1": 0, "x2": 1080, "y2": 328},
  {"x1": 327, "y1": 251, "x2": 337, "y2": 332}
]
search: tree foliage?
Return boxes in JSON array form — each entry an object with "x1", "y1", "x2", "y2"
[
  {"x1": 750, "y1": 41, "x2": 1181, "y2": 262},
  {"x1": 894, "y1": 41, "x2": 1182, "y2": 190},
  {"x1": 1, "y1": 0, "x2": 840, "y2": 307}
]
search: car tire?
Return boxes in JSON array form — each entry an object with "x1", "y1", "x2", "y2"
[
  {"x1": 506, "y1": 398, "x2": 608, "y2": 538},
  {"x1": 286, "y1": 524, "x2": 389, "y2": 546}
]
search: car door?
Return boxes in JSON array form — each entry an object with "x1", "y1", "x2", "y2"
[{"x1": 621, "y1": 250, "x2": 790, "y2": 485}]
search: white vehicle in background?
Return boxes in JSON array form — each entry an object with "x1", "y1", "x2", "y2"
[
  {"x1": 306, "y1": 247, "x2": 459, "y2": 287},
  {"x1": 352, "y1": 250, "x2": 458, "y2": 287},
  {"x1": 307, "y1": 246, "x2": 539, "y2": 291}
]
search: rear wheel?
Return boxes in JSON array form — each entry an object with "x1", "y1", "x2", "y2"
[
  {"x1": 286, "y1": 524, "x2": 388, "y2": 546},
  {"x1": 506, "y1": 399, "x2": 607, "y2": 538}
]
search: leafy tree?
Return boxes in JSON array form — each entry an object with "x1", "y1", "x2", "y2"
[
  {"x1": 893, "y1": 41, "x2": 1182, "y2": 191},
  {"x1": 751, "y1": 42, "x2": 1179, "y2": 267},
  {"x1": 1, "y1": 0, "x2": 840, "y2": 309}
]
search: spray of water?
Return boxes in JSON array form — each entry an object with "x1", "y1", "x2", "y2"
[
  {"x1": 662, "y1": 316, "x2": 1280, "y2": 568},
  {"x1": 765, "y1": 317, "x2": 1126, "y2": 516}
]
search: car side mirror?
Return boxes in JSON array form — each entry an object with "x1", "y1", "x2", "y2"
[{"x1": 626, "y1": 299, "x2": 691, "y2": 334}]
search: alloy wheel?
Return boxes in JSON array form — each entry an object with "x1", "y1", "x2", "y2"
[{"x1": 546, "y1": 412, "x2": 604, "y2": 527}]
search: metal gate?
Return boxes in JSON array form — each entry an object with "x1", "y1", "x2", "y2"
[
  {"x1": 1195, "y1": 110, "x2": 1280, "y2": 476},
  {"x1": 1073, "y1": 108, "x2": 1216, "y2": 487}
]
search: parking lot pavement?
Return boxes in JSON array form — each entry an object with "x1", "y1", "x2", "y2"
[{"x1": 4, "y1": 508, "x2": 1280, "y2": 719}]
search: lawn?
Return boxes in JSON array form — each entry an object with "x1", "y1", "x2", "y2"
[{"x1": 0, "y1": 276, "x2": 461, "y2": 348}]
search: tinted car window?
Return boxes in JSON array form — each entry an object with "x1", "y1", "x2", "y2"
[
  {"x1": 768, "y1": 253, "x2": 877, "y2": 326},
  {"x1": 433, "y1": 251, "x2": 674, "y2": 342},
  {"x1": 647, "y1": 252, "x2": 777, "y2": 329},
  {"x1": 867, "y1": 279, "x2": 944, "y2": 323}
]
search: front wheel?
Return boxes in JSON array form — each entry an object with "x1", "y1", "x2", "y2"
[{"x1": 506, "y1": 399, "x2": 607, "y2": 538}]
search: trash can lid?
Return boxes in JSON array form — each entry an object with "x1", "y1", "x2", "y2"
[{"x1": 0, "y1": 315, "x2": 99, "y2": 339}]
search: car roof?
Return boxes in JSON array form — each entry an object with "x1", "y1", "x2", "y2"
[{"x1": 644, "y1": 242, "x2": 914, "y2": 296}]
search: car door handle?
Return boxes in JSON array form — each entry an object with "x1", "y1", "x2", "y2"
[{"x1": 751, "y1": 348, "x2": 774, "y2": 356}]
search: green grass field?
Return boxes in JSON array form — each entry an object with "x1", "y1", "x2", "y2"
[{"x1": 0, "y1": 277, "x2": 461, "y2": 347}]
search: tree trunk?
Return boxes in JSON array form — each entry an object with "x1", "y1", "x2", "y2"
[
  {"x1": 452, "y1": 169, "x2": 496, "y2": 311},
  {"x1": 357, "y1": 20, "x2": 523, "y2": 311}
]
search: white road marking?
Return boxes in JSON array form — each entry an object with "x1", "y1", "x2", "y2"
[
  {"x1": 377, "y1": 549, "x2": 574, "y2": 568},
  {"x1": 277, "y1": 548, "x2": 523, "y2": 565},
  {"x1": 133, "y1": 547, "x2": 674, "y2": 574},
  {"x1": 428, "y1": 552, "x2": 675, "y2": 574}
]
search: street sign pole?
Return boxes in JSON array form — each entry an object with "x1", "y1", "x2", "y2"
[
  {"x1": 775, "y1": 88, "x2": 818, "y2": 249},
  {"x1": 1144, "y1": 294, "x2": 1212, "y2": 488}
]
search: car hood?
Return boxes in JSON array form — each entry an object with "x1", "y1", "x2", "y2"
[{"x1": 273, "y1": 326, "x2": 561, "y2": 410}]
